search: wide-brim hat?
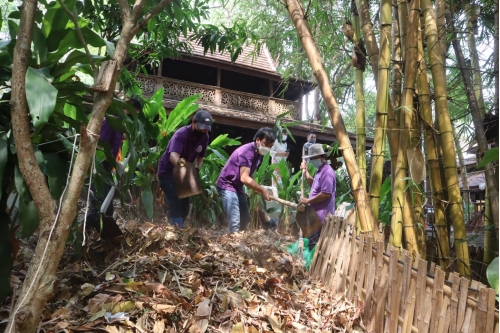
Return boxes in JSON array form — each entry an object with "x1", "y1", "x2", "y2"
[{"x1": 303, "y1": 143, "x2": 326, "y2": 159}]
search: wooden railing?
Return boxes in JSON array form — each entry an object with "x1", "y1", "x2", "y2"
[
  {"x1": 310, "y1": 214, "x2": 499, "y2": 333},
  {"x1": 135, "y1": 74, "x2": 300, "y2": 120}
]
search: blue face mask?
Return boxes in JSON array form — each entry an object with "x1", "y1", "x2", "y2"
[{"x1": 310, "y1": 159, "x2": 322, "y2": 169}]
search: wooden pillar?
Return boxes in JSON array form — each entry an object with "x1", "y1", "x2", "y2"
[
  {"x1": 217, "y1": 68, "x2": 221, "y2": 87},
  {"x1": 269, "y1": 80, "x2": 274, "y2": 97},
  {"x1": 215, "y1": 68, "x2": 222, "y2": 106},
  {"x1": 157, "y1": 60, "x2": 163, "y2": 76}
]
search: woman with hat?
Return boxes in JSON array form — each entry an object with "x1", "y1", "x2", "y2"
[{"x1": 299, "y1": 143, "x2": 336, "y2": 248}]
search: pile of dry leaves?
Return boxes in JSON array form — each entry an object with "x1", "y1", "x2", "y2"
[{"x1": 2, "y1": 217, "x2": 365, "y2": 333}]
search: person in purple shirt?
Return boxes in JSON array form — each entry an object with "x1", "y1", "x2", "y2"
[
  {"x1": 86, "y1": 98, "x2": 143, "y2": 229},
  {"x1": 158, "y1": 110, "x2": 212, "y2": 228},
  {"x1": 299, "y1": 144, "x2": 336, "y2": 249},
  {"x1": 217, "y1": 127, "x2": 276, "y2": 234}
]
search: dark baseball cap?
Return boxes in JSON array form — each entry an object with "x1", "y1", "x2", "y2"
[
  {"x1": 193, "y1": 110, "x2": 213, "y2": 130},
  {"x1": 129, "y1": 98, "x2": 143, "y2": 111}
]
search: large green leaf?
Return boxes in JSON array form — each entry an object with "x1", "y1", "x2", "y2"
[
  {"x1": 42, "y1": 0, "x2": 77, "y2": 39},
  {"x1": 486, "y1": 257, "x2": 499, "y2": 300},
  {"x1": 144, "y1": 88, "x2": 164, "y2": 120},
  {"x1": 25, "y1": 68, "x2": 58, "y2": 134},
  {"x1": 478, "y1": 147, "x2": 499, "y2": 168},
  {"x1": 0, "y1": 133, "x2": 7, "y2": 200},
  {"x1": 18, "y1": 198, "x2": 40, "y2": 238},
  {"x1": 33, "y1": 25, "x2": 47, "y2": 64},
  {"x1": 163, "y1": 94, "x2": 200, "y2": 134},
  {"x1": 14, "y1": 165, "x2": 31, "y2": 203},
  {"x1": 42, "y1": 153, "x2": 68, "y2": 199},
  {"x1": 51, "y1": 50, "x2": 105, "y2": 78},
  {"x1": 141, "y1": 189, "x2": 154, "y2": 220}
]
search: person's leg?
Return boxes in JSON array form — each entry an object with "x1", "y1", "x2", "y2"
[
  {"x1": 238, "y1": 193, "x2": 251, "y2": 231},
  {"x1": 218, "y1": 188, "x2": 241, "y2": 234},
  {"x1": 159, "y1": 177, "x2": 184, "y2": 228}
]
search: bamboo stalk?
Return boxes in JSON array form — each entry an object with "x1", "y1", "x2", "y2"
[
  {"x1": 483, "y1": 187, "x2": 497, "y2": 264},
  {"x1": 353, "y1": 11, "x2": 366, "y2": 191},
  {"x1": 397, "y1": 0, "x2": 409, "y2": 66},
  {"x1": 421, "y1": 0, "x2": 471, "y2": 278},
  {"x1": 417, "y1": 24, "x2": 449, "y2": 271},
  {"x1": 465, "y1": 3, "x2": 486, "y2": 119},
  {"x1": 446, "y1": 10, "x2": 500, "y2": 242},
  {"x1": 390, "y1": 0, "x2": 420, "y2": 256},
  {"x1": 390, "y1": 0, "x2": 403, "y2": 180},
  {"x1": 355, "y1": 0, "x2": 380, "y2": 84},
  {"x1": 368, "y1": 0, "x2": 391, "y2": 223},
  {"x1": 285, "y1": 0, "x2": 377, "y2": 238}
]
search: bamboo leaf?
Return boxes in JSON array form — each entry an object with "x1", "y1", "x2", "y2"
[
  {"x1": 25, "y1": 68, "x2": 58, "y2": 134},
  {"x1": 477, "y1": 147, "x2": 499, "y2": 168}
]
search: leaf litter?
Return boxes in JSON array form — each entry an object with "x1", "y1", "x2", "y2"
[{"x1": 4, "y1": 216, "x2": 366, "y2": 333}]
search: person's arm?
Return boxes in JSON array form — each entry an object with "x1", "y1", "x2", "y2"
[
  {"x1": 196, "y1": 156, "x2": 204, "y2": 169},
  {"x1": 240, "y1": 166, "x2": 270, "y2": 200},
  {"x1": 170, "y1": 152, "x2": 181, "y2": 165},
  {"x1": 300, "y1": 161, "x2": 314, "y2": 186},
  {"x1": 300, "y1": 192, "x2": 331, "y2": 205}
]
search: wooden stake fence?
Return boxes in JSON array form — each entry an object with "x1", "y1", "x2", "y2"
[{"x1": 310, "y1": 215, "x2": 499, "y2": 333}]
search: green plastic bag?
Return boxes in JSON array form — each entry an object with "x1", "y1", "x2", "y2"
[{"x1": 286, "y1": 238, "x2": 316, "y2": 270}]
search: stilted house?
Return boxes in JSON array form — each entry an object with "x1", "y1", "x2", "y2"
[{"x1": 134, "y1": 41, "x2": 374, "y2": 170}]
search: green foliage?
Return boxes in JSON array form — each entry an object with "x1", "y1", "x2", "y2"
[
  {"x1": 378, "y1": 177, "x2": 392, "y2": 226},
  {"x1": 478, "y1": 147, "x2": 499, "y2": 168},
  {"x1": 25, "y1": 68, "x2": 58, "y2": 135},
  {"x1": 486, "y1": 257, "x2": 499, "y2": 300}
]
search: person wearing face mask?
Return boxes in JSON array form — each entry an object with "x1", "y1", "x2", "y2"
[
  {"x1": 270, "y1": 128, "x2": 290, "y2": 186},
  {"x1": 299, "y1": 144, "x2": 336, "y2": 249},
  {"x1": 158, "y1": 110, "x2": 212, "y2": 228},
  {"x1": 217, "y1": 127, "x2": 276, "y2": 234}
]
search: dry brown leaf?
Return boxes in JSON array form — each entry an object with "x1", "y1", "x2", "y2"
[
  {"x1": 248, "y1": 301, "x2": 260, "y2": 317},
  {"x1": 195, "y1": 299, "x2": 211, "y2": 333},
  {"x1": 153, "y1": 320, "x2": 166, "y2": 333},
  {"x1": 230, "y1": 322, "x2": 245, "y2": 333},
  {"x1": 407, "y1": 147, "x2": 426, "y2": 183},
  {"x1": 138, "y1": 222, "x2": 156, "y2": 236},
  {"x1": 291, "y1": 322, "x2": 307, "y2": 333},
  {"x1": 51, "y1": 308, "x2": 70, "y2": 320},
  {"x1": 267, "y1": 315, "x2": 284, "y2": 333},
  {"x1": 152, "y1": 304, "x2": 177, "y2": 313},
  {"x1": 87, "y1": 294, "x2": 111, "y2": 314},
  {"x1": 55, "y1": 322, "x2": 70, "y2": 330},
  {"x1": 125, "y1": 236, "x2": 132, "y2": 247},
  {"x1": 226, "y1": 291, "x2": 244, "y2": 309},
  {"x1": 247, "y1": 326, "x2": 259, "y2": 333},
  {"x1": 191, "y1": 279, "x2": 202, "y2": 292},
  {"x1": 192, "y1": 253, "x2": 203, "y2": 261},
  {"x1": 104, "y1": 325, "x2": 120, "y2": 333},
  {"x1": 80, "y1": 283, "x2": 95, "y2": 296},
  {"x1": 145, "y1": 282, "x2": 168, "y2": 295}
]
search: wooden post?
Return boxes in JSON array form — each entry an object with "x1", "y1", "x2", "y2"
[
  {"x1": 217, "y1": 68, "x2": 221, "y2": 87},
  {"x1": 269, "y1": 79, "x2": 274, "y2": 97}
]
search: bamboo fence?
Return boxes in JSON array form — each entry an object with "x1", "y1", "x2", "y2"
[{"x1": 310, "y1": 215, "x2": 499, "y2": 333}]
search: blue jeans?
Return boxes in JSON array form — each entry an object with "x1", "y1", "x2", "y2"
[
  {"x1": 218, "y1": 187, "x2": 251, "y2": 234},
  {"x1": 159, "y1": 177, "x2": 190, "y2": 228}
]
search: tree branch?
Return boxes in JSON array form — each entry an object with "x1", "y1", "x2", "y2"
[
  {"x1": 57, "y1": 0, "x2": 98, "y2": 79},
  {"x1": 117, "y1": 0, "x2": 131, "y2": 21},
  {"x1": 132, "y1": 0, "x2": 174, "y2": 35}
]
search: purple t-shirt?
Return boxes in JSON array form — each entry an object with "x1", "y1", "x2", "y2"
[
  {"x1": 158, "y1": 125, "x2": 209, "y2": 177},
  {"x1": 100, "y1": 117, "x2": 123, "y2": 158},
  {"x1": 309, "y1": 162, "x2": 336, "y2": 223},
  {"x1": 217, "y1": 142, "x2": 262, "y2": 195}
]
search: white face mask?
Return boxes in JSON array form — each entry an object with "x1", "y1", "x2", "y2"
[
  {"x1": 308, "y1": 138, "x2": 316, "y2": 144},
  {"x1": 282, "y1": 135, "x2": 287, "y2": 141},
  {"x1": 258, "y1": 145, "x2": 271, "y2": 156},
  {"x1": 310, "y1": 159, "x2": 322, "y2": 169}
]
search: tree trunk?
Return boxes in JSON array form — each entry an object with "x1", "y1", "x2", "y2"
[
  {"x1": 355, "y1": 0, "x2": 380, "y2": 84},
  {"x1": 353, "y1": 9, "x2": 366, "y2": 190},
  {"x1": 446, "y1": 10, "x2": 500, "y2": 241},
  {"x1": 368, "y1": 0, "x2": 391, "y2": 223},
  {"x1": 495, "y1": 0, "x2": 499, "y2": 115},
  {"x1": 390, "y1": 0, "x2": 420, "y2": 256},
  {"x1": 286, "y1": 0, "x2": 377, "y2": 238},
  {"x1": 7, "y1": 1, "x2": 174, "y2": 332},
  {"x1": 417, "y1": 28, "x2": 449, "y2": 270},
  {"x1": 421, "y1": 0, "x2": 470, "y2": 278}
]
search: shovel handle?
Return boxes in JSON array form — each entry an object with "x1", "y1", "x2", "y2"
[{"x1": 269, "y1": 196, "x2": 306, "y2": 212}]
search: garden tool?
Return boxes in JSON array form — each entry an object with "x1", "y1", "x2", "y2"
[
  {"x1": 296, "y1": 145, "x2": 322, "y2": 239},
  {"x1": 98, "y1": 155, "x2": 131, "y2": 240},
  {"x1": 173, "y1": 158, "x2": 203, "y2": 199}
]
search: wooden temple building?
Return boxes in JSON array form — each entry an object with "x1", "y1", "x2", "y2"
[{"x1": 135, "y1": 41, "x2": 374, "y2": 170}]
